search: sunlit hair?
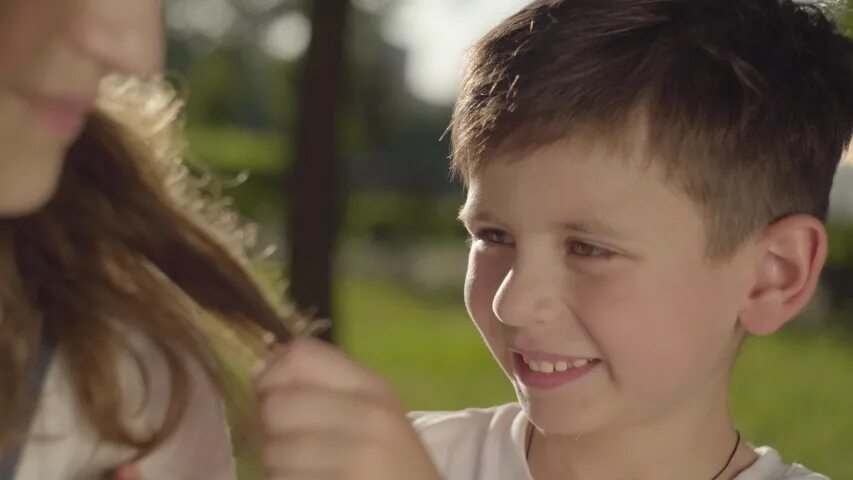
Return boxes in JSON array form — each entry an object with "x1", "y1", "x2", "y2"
[{"x1": 0, "y1": 76, "x2": 297, "y2": 456}]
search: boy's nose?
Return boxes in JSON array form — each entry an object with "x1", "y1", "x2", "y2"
[
  {"x1": 70, "y1": 0, "x2": 164, "y2": 77},
  {"x1": 492, "y1": 263, "x2": 568, "y2": 328}
]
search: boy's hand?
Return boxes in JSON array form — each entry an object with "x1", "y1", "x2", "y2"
[{"x1": 255, "y1": 338, "x2": 442, "y2": 480}]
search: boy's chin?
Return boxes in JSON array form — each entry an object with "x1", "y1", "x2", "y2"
[{"x1": 520, "y1": 393, "x2": 608, "y2": 436}]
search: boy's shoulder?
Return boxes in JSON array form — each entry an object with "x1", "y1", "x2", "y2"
[
  {"x1": 408, "y1": 403, "x2": 522, "y2": 430},
  {"x1": 408, "y1": 403, "x2": 529, "y2": 480},
  {"x1": 738, "y1": 446, "x2": 829, "y2": 480},
  {"x1": 409, "y1": 402, "x2": 522, "y2": 439},
  {"x1": 408, "y1": 406, "x2": 831, "y2": 480}
]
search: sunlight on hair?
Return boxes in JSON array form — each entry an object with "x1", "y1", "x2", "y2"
[{"x1": 95, "y1": 75, "x2": 261, "y2": 259}]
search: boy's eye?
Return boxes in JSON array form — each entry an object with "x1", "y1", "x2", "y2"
[
  {"x1": 472, "y1": 228, "x2": 514, "y2": 246},
  {"x1": 568, "y1": 240, "x2": 613, "y2": 259}
]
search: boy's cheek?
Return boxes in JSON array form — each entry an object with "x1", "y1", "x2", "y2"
[
  {"x1": 464, "y1": 251, "x2": 512, "y2": 364},
  {"x1": 570, "y1": 273, "x2": 693, "y2": 350},
  {"x1": 465, "y1": 283, "x2": 503, "y2": 342},
  {"x1": 585, "y1": 281, "x2": 738, "y2": 395},
  {"x1": 464, "y1": 250, "x2": 509, "y2": 317}
]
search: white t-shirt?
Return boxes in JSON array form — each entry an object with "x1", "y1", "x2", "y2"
[
  {"x1": 13, "y1": 332, "x2": 237, "y2": 480},
  {"x1": 411, "y1": 403, "x2": 828, "y2": 480}
]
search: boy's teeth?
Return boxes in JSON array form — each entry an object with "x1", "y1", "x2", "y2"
[{"x1": 524, "y1": 356, "x2": 597, "y2": 373}]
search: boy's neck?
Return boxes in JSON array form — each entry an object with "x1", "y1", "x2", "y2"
[{"x1": 526, "y1": 383, "x2": 757, "y2": 480}]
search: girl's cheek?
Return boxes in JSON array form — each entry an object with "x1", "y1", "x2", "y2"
[{"x1": 0, "y1": 0, "x2": 58, "y2": 72}]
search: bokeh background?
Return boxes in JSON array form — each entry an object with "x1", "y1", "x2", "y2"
[{"x1": 164, "y1": 1, "x2": 853, "y2": 477}]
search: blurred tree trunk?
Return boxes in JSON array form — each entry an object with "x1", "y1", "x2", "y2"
[{"x1": 286, "y1": 0, "x2": 350, "y2": 342}]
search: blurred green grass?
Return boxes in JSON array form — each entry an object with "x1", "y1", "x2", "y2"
[
  {"x1": 186, "y1": 127, "x2": 287, "y2": 174},
  {"x1": 236, "y1": 277, "x2": 853, "y2": 479}
]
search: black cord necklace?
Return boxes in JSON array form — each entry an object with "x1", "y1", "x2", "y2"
[
  {"x1": 710, "y1": 430, "x2": 741, "y2": 480},
  {"x1": 524, "y1": 425, "x2": 741, "y2": 480}
]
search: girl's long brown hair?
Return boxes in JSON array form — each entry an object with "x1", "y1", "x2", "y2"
[{"x1": 0, "y1": 77, "x2": 295, "y2": 455}]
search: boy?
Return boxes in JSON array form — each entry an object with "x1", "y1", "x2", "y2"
[{"x1": 256, "y1": 1, "x2": 852, "y2": 478}]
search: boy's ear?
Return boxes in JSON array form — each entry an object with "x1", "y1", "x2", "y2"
[{"x1": 738, "y1": 214, "x2": 827, "y2": 336}]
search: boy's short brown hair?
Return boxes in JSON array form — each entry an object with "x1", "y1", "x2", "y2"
[{"x1": 451, "y1": 0, "x2": 853, "y2": 257}]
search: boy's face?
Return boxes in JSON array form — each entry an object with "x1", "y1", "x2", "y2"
[{"x1": 460, "y1": 133, "x2": 756, "y2": 435}]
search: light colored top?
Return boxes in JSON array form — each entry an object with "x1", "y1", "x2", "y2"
[
  {"x1": 411, "y1": 403, "x2": 828, "y2": 480},
  {"x1": 13, "y1": 332, "x2": 237, "y2": 480}
]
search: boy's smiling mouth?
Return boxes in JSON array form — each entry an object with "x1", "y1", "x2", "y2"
[{"x1": 510, "y1": 349, "x2": 602, "y2": 390}]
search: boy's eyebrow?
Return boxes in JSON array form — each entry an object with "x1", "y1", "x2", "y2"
[
  {"x1": 556, "y1": 219, "x2": 631, "y2": 240},
  {"x1": 456, "y1": 205, "x2": 495, "y2": 224},
  {"x1": 459, "y1": 207, "x2": 630, "y2": 239},
  {"x1": 458, "y1": 204, "x2": 638, "y2": 243}
]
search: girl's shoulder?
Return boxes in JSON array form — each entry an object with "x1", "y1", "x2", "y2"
[
  {"x1": 16, "y1": 330, "x2": 169, "y2": 478},
  {"x1": 15, "y1": 329, "x2": 235, "y2": 480}
]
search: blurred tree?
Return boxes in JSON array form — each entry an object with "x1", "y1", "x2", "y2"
[
  {"x1": 165, "y1": 0, "x2": 467, "y2": 335},
  {"x1": 847, "y1": 0, "x2": 853, "y2": 36},
  {"x1": 287, "y1": 0, "x2": 351, "y2": 341}
]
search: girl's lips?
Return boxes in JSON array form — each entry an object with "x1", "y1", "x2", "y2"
[
  {"x1": 14, "y1": 87, "x2": 93, "y2": 138},
  {"x1": 35, "y1": 101, "x2": 88, "y2": 137}
]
